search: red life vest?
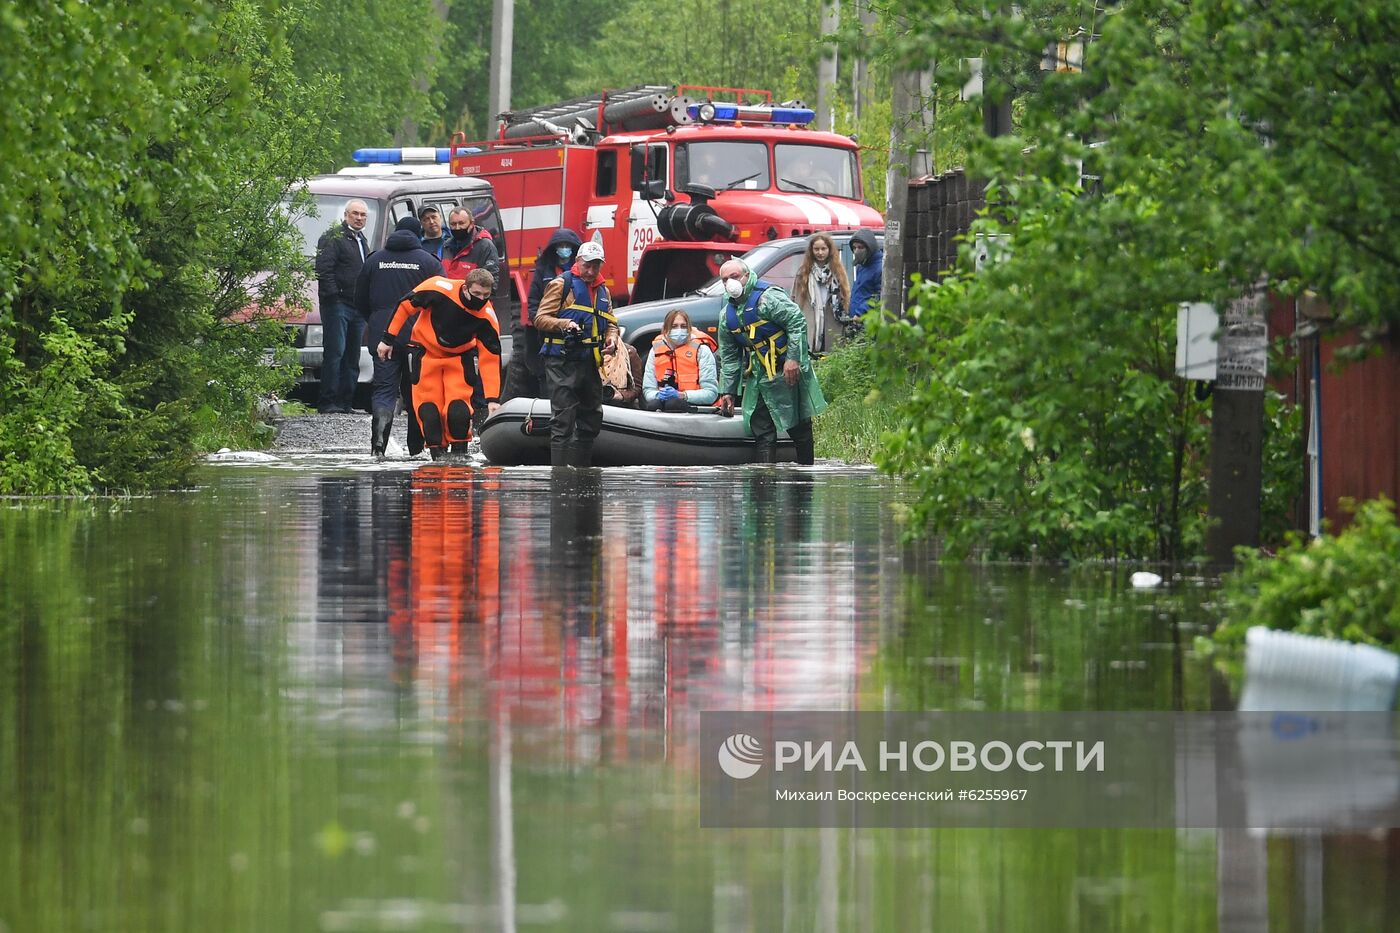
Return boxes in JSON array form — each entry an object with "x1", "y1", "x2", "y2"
[{"x1": 650, "y1": 329, "x2": 717, "y2": 391}]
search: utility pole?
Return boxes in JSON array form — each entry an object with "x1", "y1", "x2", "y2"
[
  {"x1": 488, "y1": 0, "x2": 514, "y2": 124},
  {"x1": 882, "y1": 67, "x2": 928, "y2": 317},
  {"x1": 1207, "y1": 285, "x2": 1269, "y2": 564},
  {"x1": 815, "y1": 0, "x2": 840, "y2": 132}
]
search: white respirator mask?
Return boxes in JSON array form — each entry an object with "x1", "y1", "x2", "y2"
[{"x1": 724, "y1": 278, "x2": 745, "y2": 299}]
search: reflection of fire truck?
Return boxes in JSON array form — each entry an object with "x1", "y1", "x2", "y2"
[{"x1": 444, "y1": 84, "x2": 884, "y2": 309}]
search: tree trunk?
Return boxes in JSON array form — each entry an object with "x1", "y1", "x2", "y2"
[
  {"x1": 816, "y1": 0, "x2": 839, "y2": 132},
  {"x1": 851, "y1": 0, "x2": 876, "y2": 121},
  {"x1": 396, "y1": 0, "x2": 449, "y2": 144}
]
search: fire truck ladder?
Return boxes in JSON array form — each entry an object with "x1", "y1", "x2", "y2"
[{"x1": 500, "y1": 85, "x2": 694, "y2": 141}]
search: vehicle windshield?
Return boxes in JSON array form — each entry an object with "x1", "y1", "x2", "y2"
[
  {"x1": 284, "y1": 193, "x2": 384, "y2": 257},
  {"x1": 691, "y1": 242, "x2": 790, "y2": 296},
  {"x1": 676, "y1": 141, "x2": 771, "y2": 191},
  {"x1": 775, "y1": 144, "x2": 860, "y2": 199}
]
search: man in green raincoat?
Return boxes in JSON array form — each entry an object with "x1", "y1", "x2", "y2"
[{"x1": 715, "y1": 259, "x2": 827, "y2": 464}]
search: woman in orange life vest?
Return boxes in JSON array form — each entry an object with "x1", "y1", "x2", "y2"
[
  {"x1": 641, "y1": 308, "x2": 720, "y2": 412},
  {"x1": 376, "y1": 268, "x2": 502, "y2": 460}
]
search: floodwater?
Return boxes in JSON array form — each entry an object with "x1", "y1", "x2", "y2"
[{"x1": 0, "y1": 462, "x2": 1393, "y2": 931}]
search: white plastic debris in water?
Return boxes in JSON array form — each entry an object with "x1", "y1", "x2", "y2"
[
  {"x1": 205, "y1": 450, "x2": 279, "y2": 463},
  {"x1": 1239, "y1": 626, "x2": 1400, "y2": 712},
  {"x1": 1130, "y1": 571, "x2": 1163, "y2": 588}
]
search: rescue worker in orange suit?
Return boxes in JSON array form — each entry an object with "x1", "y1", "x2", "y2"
[
  {"x1": 533, "y1": 240, "x2": 618, "y2": 468},
  {"x1": 376, "y1": 269, "x2": 502, "y2": 460},
  {"x1": 641, "y1": 307, "x2": 719, "y2": 412}
]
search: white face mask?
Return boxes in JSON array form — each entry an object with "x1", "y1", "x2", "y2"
[
  {"x1": 724, "y1": 278, "x2": 744, "y2": 299},
  {"x1": 668, "y1": 327, "x2": 689, "y2": 343}
]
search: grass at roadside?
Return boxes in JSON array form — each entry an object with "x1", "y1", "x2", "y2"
[{"x1": 813, "y1": 336, "x2": 913, "y2": 464}]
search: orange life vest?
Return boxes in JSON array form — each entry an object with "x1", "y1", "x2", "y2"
[{"x1": 650, "y1": 328, "x2": 716, "y2": 391}]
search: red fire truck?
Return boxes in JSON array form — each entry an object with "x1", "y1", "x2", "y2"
[{"x1": 439, "y1": 84, "x2": 884, "y2": 309}]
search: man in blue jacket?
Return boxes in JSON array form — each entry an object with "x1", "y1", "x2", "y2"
[
  {"x1": 354, "y1": 216, "x2": 443, "y2": 457},
  {"x1": 848, "y1": 227, "x2": 884, "y2": 330}
]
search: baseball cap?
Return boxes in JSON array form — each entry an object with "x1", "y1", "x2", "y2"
[{"x1": 577, "y1": 240, "x2": 605, "y2": 263}]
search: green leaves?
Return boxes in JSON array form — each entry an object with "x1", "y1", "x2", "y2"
[
  {"x1": 1217, "y1": 498, "x2": 1400, "y2": 649},
  {"x1": 1, "y1": 0, "x2": 421, "y2": 493}
]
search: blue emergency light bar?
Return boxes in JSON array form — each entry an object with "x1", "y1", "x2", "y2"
[
  {"x1": 352, "y1": 147, "x2": 455, "y2": 164},
  {"x1": 686, "y1": 103, "x2": 816, "y2": 126}
]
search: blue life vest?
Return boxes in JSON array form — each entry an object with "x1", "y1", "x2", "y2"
[
  {"x1": 723, "y1": 280, "x2": 788, "y2": 378},
  {"x1": 540, "y1": 272, "x2": 616, "y2": 364}
]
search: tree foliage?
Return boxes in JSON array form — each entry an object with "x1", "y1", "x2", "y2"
[
  {"x1": 860, "y1": 0, "x2": 1394, "y2": 558},
  {"x1": 291, "y1": 0, "x2": 447, "y2": 156},
  {"x1": 1216, "y1": 498, "x2": 1400, "y2": 649},
  {"x1": 0, "y1": 0, "x2": 445, "y2": 493}
]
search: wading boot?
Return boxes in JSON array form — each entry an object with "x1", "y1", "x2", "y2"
[
  {"x1": 450, "y1": 442, "x2": 471, "y2": 457},
  {"x1": 370, "y1": 410, "x2": 394, "y2": 460},
  {"x1": 754, "y1": 442, "x2": 778, "y2": 464},
  {"x1": 429, "y1": 446, "x2": 447, "y2": 461},
  {"x1": 551, "y1": 443, "x2": 569, "y2": 468},
  {"x1": 793, "y1": 434, "x2": 815, "y2": 466},
  {"x1": 566, "y1": 441, "x2": 595, "y2": 468}
]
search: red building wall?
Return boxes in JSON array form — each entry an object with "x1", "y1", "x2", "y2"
[{"x1": 1316, "y1": 330, "x2": 1400, "y2": 525}]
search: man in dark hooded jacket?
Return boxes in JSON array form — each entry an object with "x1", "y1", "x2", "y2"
[
  {"x1": 501, "y1": 227, "x2": 582, "y2": 401},
  {"x1": 354, "y1": 216, "x2": 444, "y2": 457},
  {"x1": 848, "y1": 228, "x2": 884, "y2": 330}
]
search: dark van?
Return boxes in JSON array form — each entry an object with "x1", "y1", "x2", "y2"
[{"x1": 282, "y1": 174, "x2": 511, "y2": 402}]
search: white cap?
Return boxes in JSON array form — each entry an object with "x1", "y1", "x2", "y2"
[{"x1": 577, "y1": 240, "x2": 605, "y2": 263}]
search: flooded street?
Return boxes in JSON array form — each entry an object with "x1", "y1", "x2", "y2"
[{"x1": 1, "y1": 462, "x2": 1393, "y2": 931}]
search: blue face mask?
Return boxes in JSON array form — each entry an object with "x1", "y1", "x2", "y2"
[
  {"x1": 668, "y1": 327, "x2": 689, "y2": 343},
  {"x1": 557, "y1": 246, "x2": 574, "y2": 260}
]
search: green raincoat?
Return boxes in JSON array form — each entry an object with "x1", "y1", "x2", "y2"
[{"x1": 717, "y1": 265, "x2": 828, "y2": 434}]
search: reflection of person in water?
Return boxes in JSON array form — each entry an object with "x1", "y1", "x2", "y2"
[
  {"x1": 549, "y1": 468, "x2": 608, "y2": 740},
  {"x1": 317, "y1": 475, "x2": 409, "y2": 629},
  {"x1": 734, "y1": 471, "x2": 817, "y2": 611},
  {"x1": 386, "y1": 467, "x2": 500, "y2": 692}
]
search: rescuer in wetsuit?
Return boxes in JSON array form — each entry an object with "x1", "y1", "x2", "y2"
[
  {"x1": 376, "y1": 269, "x2": 502, "y2": 460},
  {"x1": 533, "y1": 240, "x2": 618, "y2": 468}
]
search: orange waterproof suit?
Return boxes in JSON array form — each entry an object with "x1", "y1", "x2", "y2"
[{"x1": 384, "y1": 276, "x2": 502, "y2": 453}]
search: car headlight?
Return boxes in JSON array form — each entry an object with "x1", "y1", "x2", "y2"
[{"x1": 305, "y1": 324, "x2": 323, "y2": 347}]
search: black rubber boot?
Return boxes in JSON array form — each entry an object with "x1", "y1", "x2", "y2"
[
  {"x1": 370, "y1": 410, "x2": 394, "y2": 460},
  {"x1": 551, "y1": 443, "x2": 569, "y2": 468},
  {"x1": 793, "y1": 434, "x2": 815, "y2": 466},
  {"x1": 565, "y1": 441, "x2": 594, "y2": 468},
  {"x1": 754, "y1": 443, "x2": 778, "y2": 464},
  {"x1": 429, "y1": 447, "x2": 447, "y2": 461},
  {"x1": 450, "y1": 442, "x2": 472, "y2": 456}
]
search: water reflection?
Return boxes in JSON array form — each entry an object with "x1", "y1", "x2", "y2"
[{"x1": 0, "y1": 467, "x2": 1394, "y2": 931}]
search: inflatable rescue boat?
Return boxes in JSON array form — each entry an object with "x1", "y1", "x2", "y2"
[{"x1": 479, "y1": 398, "x2": 795, "y2": 466}]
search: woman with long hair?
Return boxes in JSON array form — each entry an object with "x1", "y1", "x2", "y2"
[
  {"x1": 642, "y1": 308, "x2": 719, "y2": 411},
  {"x1": 791, "y1": 232, "x2": 851, "y2": 353}
]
